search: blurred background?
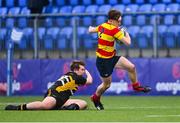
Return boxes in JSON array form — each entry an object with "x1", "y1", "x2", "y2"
[{"x1": 0, "y1": 0, "x2": 180, "y2": 96}]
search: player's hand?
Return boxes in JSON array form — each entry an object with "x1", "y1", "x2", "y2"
[
  {"x1": 85, "y1": 69, "x2": 93, "y2": 85},
  {"x1": 119, "y1": 26, "x2": 128, "y2": 36},
  {"x1": 88, "y1": 26, "x2": 96, "y2": 33}
]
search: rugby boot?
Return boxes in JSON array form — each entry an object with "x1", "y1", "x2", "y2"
[{"x1": 90, "y1": 94, "x2": 104, "y2": 110}]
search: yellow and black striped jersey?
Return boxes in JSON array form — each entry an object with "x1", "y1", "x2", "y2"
[{"x1": 49, "y1": 72, "x2": 86, "y2": 97}]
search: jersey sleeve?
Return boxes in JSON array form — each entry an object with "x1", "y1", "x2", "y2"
[
  {"x1": 114, "y1": 28, "x2": 125, "y2": 41},
  {"x1": 75, "y1": 76, "x2": 87, "y2": 85},
  {"x1": 95, "y1": 26, "x2": 99, "y2": 32}
]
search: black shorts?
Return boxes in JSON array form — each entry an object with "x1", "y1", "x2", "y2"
[
  {"x1": 96, "y1": 56, "x2": 121, "y2": 78},
  {"x1": 44, "y1": 89, "x2": 69, "y2": 110}
]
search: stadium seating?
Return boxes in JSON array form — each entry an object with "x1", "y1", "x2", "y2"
[
  {"x1": 82, "y1": 16, "x2": 93, "y2": 26},
  {"x1": 56, "y1": 17, "x2": 67, "y2": 27},
  {"x1": 137, "y1": 25, "x2": 153, "y2": 48},
  {"x1": 43, "y1": 6, "x2": 59, "y2": 13},
  {"x1": 128, "y1": 26, "x2": 140, "y2": 38},
  {"x1": 0, "y1": 28, "x2": 7, "y2": 50},
  {"x1": 43, "y1": 35, "x2": 54, "y2": 50},
  {"x1": 128, "y1": 26, "x2": 140, "y2": 47},
  {"x1": 164, "y1": 15, "x2": 175, "y2": 25},
  {"x1": 122, "y1": 0, "x2": 131, "y2": 5},
  {"x1": 166, "y1": 3, "x2": 179, "y2": 12},
  {"x1": 0, "y1": 7, "x2": 8, "y2": 15},
  {"x1": 84, "y1": 33, "x2": 97, "y2": 49},
  {"x1": 44, "y1": 18, "x2": 53, "y2": 28},
  {"x1": 137, "y1": 34, "x2": 150, "y2": 48},
  {"x1": 69, "y1": 0, "x2": 79, "y2": 6},
  {"x1": 5, "y1": 0, "x2": 14, "y2": 7},
  {"x1": 56, "y1": 0, "x2": 65, "y2": 6},
  {"x1": 43, "y1": 6, "x2": 59, "y2": 27},
  {"x1": 136, "y1": 15, "x2": 146, "y2": 26},
  {"x1": 0, "y1": 7, "x2": 8, "y2": 26},
  {"x1": 82, "y1": 0, "x2": 92, "y2": 6},
  {"x1": 108, "y1": 0, "x2": 118, "y2": 5},
  {"x1": 60, "y1": 27, "x2": 72, "y2": 42},
  {"x1": 125, "y1": 4, "x2": 139, "y2": 13},
  {"x1": 96, "y1": 16, "x2": 106, "y2": 25},
  {"x1": 138, "y1": 4, "x2": 152, "y2": 12},
  {"x1": 6, "y1": 7, "x2": 21, "y2": 28},
  {"x1": 77, "y1": 26, "x2": 87, "y2": 37},
  {"x1": 72, "y1": 5, "x2": 85, "y2": 13},
  {"x1": 95, "y1": 0, "x2": 105, "y2": 5},
  {"x1": 20, "y1": 7, "x2": 30, "y2": 15},
  {"x1": 59, "y1": 6, "x2": 72, "y2": 13},
  {"x1": 152, "y1": 4, "x2": 166, "y2": 12},
  {"x1": 150, "y1": 15, "x2": 161, "y2": 25},
  {"x1": 98, "y1": 5, "x2": 112, "y2": 14},
  {"x1": 18, "y1": 0, "x2": 27, "y2": 7},
  {"x1": 162, "y1": 0, "x2": 172, "y2": 4},
  {"x1": 85, "y1": 5, "x2": 98, "y2": 13},
  {"x1": 158, "y1": 25, "x2": 167, "y2": 48},
  {"x1": 123, "y1": 15, "x2": 133, "y2": 26},
  {"x1": 6, "y1": 18, "x2": 14, "y2": 28},
  {"x1": 148, "y1": 0, "x2": 158, "y2": 4},
  {"x1": 18, "y1": 7, "x2": 30, "y2": 28},
  {"x1": 46, "y1": 27, "x2": 60, "y2": 40},
  {"x1": 23, "y1": 28, "x2": 33, "y2": 48},
  {"x1": 57, "y1": 34, "x2": 67, "y2": 49},
  {"x1": 0, "y1": 0, "x2": 179, "y2": 55},
  {"x1": 19, "y1": 36, "x2": 28, "y2": 49},
  {"x1": 163, "y1": 25, "x2": 180, "y2": 48},
  {"x1": 136, "y1": 0, "x2": 145, "y2": 4},
  {"x1": 38, "y1": 27, "x2": 46, "y2": 41},
  {"x1": 112, "y1": 5, "x2": 125, "y2": 12},
  {"x1": 168, "y1": 25, "x2": 180, "y2": 36},
  {"x1": 58, "y1": 6, "x2": 72, "y2": 26},
  {"x1": 178, "y1": 15, "x2": 180, "y2": 25}
]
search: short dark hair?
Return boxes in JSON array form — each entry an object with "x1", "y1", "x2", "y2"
[
  {"x1": 70, "y1": 60, "x2": 85, "y2": 71},
  {"x1": 108, "y1": 9, "x2": 122, "y2": 21}
]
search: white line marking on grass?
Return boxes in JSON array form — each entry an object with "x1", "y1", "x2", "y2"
[
  {"x1": 147, "y1": 114, "x2": 180, "y2": 118},
  {"x1": 110, "y1": 106, "x2": 180, "y2": 109}
]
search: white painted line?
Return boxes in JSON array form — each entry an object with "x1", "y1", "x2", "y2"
[
  {"x1": 146, "y1": 114, "x2": 180, "y2": 118},
  {"x1": 107, "y1": 106, "x2": 180, "y2": 109}
]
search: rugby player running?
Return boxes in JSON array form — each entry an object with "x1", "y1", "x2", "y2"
[{"x1": 88, "y1": 9, "x2": 151, "y2": 110}]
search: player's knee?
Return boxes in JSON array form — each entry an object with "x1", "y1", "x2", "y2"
[
  {"x1": 41, "y1": 103, "x2": 53, "y2": 110},
  {"x1": 80, "y1": 100, "x2": 87, "y2": 109},
  {"x1": 129, "y1": 64, "x2": 135, "y2": 72}
]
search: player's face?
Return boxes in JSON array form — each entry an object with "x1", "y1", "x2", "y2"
[
  {"x1": 76, "y1": 65, "x2": 85, "y2": 76},
  {"x1": 117, "y1": 16, "x2": 122, "y2": 25}
]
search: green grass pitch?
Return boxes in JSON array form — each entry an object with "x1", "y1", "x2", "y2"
[{"x1": 0, "y1": 96, "x2": 180, "y2": 122}]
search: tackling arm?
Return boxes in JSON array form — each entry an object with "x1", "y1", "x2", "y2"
[{"x1": 85, "y1": 69, "x2": 93, "y2": 85}]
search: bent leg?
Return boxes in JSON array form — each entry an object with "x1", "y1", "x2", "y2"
[
  {"x1": 115, "y1": 56, "x2": 137, "y2": 83},
  {"x1": 26, "y1": 96, "x2": 56, "y2": 110},
  {"x1": 5, "y1": 96, "x2": 56, "y2": 110},
  {"x1": 96, "y1": 76, "x2": 112, "y2": 96},
  {"x1": 62, "y1": 99, "x2": 87, "y2": 110},
  {"x1": 115, "y1": 56, "x2": 151, "y2": 93}
]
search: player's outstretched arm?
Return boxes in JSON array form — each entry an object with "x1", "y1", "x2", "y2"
[
  {"x1": 85, "y1": 69, "x2": 93, "y2": 85},
  {"x1": 88, "y1": 26, "x2": 97, "y2": 33}
]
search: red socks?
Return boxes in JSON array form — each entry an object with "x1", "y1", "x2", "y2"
[
  {"x1": 132, "y1": 82, "x2": 144, "y2": 92},
  {"x1": 91, "y1": 93, "x2": 100, "y2": 102}
]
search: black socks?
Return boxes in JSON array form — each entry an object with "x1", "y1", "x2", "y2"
[
  {"x1": 17, "y1": 104, "x2": 27, "y2": 110},
  {"x1": 61, "y1": 103, "x2": 80, "y2": 110}
]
